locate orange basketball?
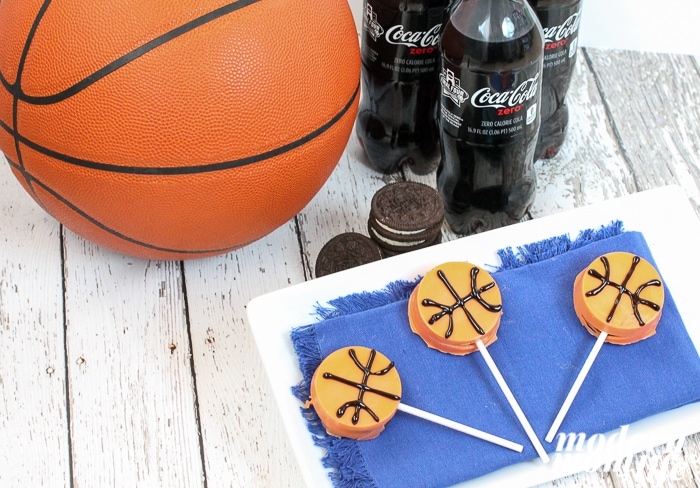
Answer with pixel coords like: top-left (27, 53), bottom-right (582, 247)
top-left (0, 0), bottom-right (360, 260)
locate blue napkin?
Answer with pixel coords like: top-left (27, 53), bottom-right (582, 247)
top-left (291, 229), bottom-right (700, 488)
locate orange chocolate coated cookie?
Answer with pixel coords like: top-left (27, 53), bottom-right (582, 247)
top-left (308, 346), bottom-right (402, 440)
top-left (409, 262), bottom-right (502, 355)
top-left (573, 252), bottom-right (664, 345)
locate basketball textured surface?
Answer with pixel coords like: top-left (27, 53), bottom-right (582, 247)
top-left (0, 0), bottom-right (360, 260)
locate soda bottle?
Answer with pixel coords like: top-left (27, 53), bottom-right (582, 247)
top-left (356, 0), bottom-right (450, 174)
top-left (437, 0), bottom-right (544, 235)
top-left (529, 0), bottom-right (582, 159)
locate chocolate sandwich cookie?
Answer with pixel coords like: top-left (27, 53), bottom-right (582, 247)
top-left (315, 232), bottom-right (383, 277)
top-left (368, 213), bottom-right (442, 243)
top-left (368, 181), bottom-right (444, 255)
top-left (368, 218), bottom-right (443, 254)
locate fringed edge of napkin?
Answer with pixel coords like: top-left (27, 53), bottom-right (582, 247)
top-left (290, 323), bottom-right (380, 487)
top-left (313, 278), bottom-right (422, 320)
top-left (496, 220), bottom-right (624, 270)
top-left (290, 220), bottom-right (623, 488)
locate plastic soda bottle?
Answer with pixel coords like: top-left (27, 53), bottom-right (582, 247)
top-left (437, 0), bottom-right (544, 234)
top-left (529, 0), bottom-right (582, 159)
top-left (356, 0), bottom-right (450, 174)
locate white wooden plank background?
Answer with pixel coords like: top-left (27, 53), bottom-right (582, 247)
top-left (0, 152), bottom-right (68, 487)
top-left (62, 241), bottom-right (204, 487)
top-left (184, 227), bottom-right (308, 487)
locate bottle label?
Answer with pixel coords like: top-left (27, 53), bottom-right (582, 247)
top-left (540, 7), bottom-right (582, 69)
top-left (361, 1), bottom-right (446, 81)
top-left (439, 62), bottom-right (541, 144)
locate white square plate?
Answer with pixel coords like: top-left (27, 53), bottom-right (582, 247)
top-left (247, 185), bottom-right (700, 487)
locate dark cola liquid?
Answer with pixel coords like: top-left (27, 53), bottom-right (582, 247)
top-left (356, 0), bottom-right (449, 174)
top-left (529, 0), bottom-right (582, 159)
top-left (437, 0), bottom-right (543, 235)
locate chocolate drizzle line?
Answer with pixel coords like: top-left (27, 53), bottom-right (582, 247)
top-left (585, 255), bottom-right (661, 325)
top-left (322, 348), bottom-right (401, 425)
top-left (421, 267), bottom-right (502, 339)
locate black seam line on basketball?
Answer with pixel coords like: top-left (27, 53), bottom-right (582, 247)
top-left (0, 81), bottom-right (360, 175)
top-left (0, 0), bottom-right (262, 105)
top-left (4, 157), bottom-right (241, 256)
top-left (4, 156), bottom-right (52, 215)
top-left (10, 0), bottom-right (52, 202)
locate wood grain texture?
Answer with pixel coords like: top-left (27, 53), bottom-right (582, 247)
top-left (583, 49), bottom-right (700, 213)
top-left (685, 433), bottom-right (700, 484)
top-left (62, 237), bottom-right (203, 487)
top-left (530, 49), bottom-right (636, 216)
top-left (183, 224), bottom-right (307, 488)
top-left (0, 160), bottom-right (69, 487)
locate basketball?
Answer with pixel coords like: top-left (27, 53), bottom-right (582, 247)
top-left (0, 0), bottom-right (360, 260)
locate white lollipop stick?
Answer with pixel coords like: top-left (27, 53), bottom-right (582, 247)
top-left (476, 339), bottom-right (550, 463)
top-left (397, 403), bottom-right (523, 452)
top-left (545, 331), bottom-right (608, 443)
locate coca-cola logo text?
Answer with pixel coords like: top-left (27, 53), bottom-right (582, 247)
top-left (542, 13), bottom-right (581, 44)
top-left (385, 24), bottom-right (441, 48)
top-left (471, 74), bottom-right (540, 109)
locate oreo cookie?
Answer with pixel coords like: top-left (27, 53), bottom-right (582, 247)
top-left (315, 232), bottom-right (384, 277)
top-left (378, 231), bottom-right (443, 257)
top-left (368, 215), bottom-right (442, 252)
top-left (368, 181), bottom-right (444, 255)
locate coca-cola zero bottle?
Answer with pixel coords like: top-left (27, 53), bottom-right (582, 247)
top-left (437, 0), bottom-right (543, 234)
top-left (356, 0), bottom-right (449, 174)
top-left (529, 0), bottom-right (582, 159)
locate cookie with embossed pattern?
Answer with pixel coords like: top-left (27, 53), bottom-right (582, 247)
top-left (371, 181), bottom-right (443, 233)
top-left (315, 232), bottom-right (383, 277)
top-left (368, 181), bottom-right (443, 254)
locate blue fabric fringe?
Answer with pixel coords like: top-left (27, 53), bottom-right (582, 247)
top-left (496, 220), bottom-right (624, 271)
top-left (313, 278), bottom-right (421, 320)
top-left (291, 323), bottom-right (377, 487)
top-left (290, 220), bottom-right (623, 488)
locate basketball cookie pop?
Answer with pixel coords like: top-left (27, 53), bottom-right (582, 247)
top-left (408, 262), bottom-right (549, 462)
top-left (307, 346), bottom-right (522, 451)
top-left (545, 252), bottom-right (664, 442)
